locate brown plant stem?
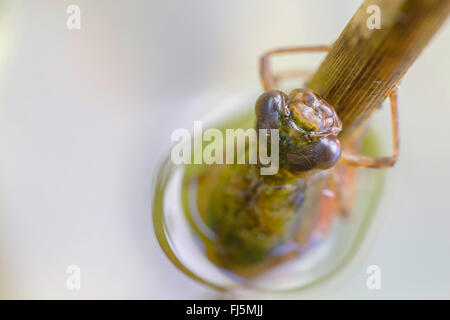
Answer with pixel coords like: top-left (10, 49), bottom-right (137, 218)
top-left (307, 0), bottom-right (450, 142)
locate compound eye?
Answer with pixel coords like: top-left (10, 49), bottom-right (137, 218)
top-left (285, 135), bottom-right (341, 172)
top-left (255, 90), bottom-right (288, 130)
top-left (314, 135), bottom-right (341, 169)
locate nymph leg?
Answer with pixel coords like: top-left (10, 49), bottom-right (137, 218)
top-left (340, 88), bottom-right (400, 169)
top-left (260, 45), bottom-right (330, 91)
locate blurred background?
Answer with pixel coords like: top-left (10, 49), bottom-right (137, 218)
top-left (0, 0), bottom-right (449, 299)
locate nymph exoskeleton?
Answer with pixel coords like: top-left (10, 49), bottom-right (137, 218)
top-left (194, 45), bottom-right (400, 277)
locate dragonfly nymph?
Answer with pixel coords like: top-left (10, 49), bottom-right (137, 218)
top-left (191, 45), bottom-right (400, 278)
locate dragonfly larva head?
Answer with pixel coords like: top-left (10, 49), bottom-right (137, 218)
top-left (255, 88), bottom-right (342, 173)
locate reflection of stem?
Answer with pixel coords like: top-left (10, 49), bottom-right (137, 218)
top-left (308, 0), bottom-right (450, 142)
